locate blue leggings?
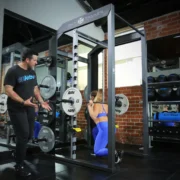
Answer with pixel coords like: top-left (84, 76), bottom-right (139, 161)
top-left (92, 122), bottom-right (116, 156)
top-left (93, 122), bottom-right (108, 156)
top-left (92, 126), bottom-right (98, 141)
top-left (34, 121), bottom-right (41, 139)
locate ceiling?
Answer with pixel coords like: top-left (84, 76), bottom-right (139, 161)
top-left (3, 9), bottom-right (56, 49)
top-left (83, 0), bottom-right (180, 32)
top-left (2, 0), bottom-right (180, 62)
top-left (2, 9), bottom-right (92, 52)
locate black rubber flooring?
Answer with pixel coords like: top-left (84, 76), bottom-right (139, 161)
top-left (0, 140), bottom-right (180, 180)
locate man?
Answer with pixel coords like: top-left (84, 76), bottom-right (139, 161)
top-left (4, 49), bottom-right (51, 177)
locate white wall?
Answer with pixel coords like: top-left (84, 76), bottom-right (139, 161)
top-left (115, 41), bottom-right (142, 87)
top-left (78, 41), bottom-right (142, 89)
top-left (1, 0), bottom-right (104, 41)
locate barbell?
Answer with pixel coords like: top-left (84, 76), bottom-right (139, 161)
top-left (84, 85), bottom-right (129, 115)
top-left (39, 75), bottom-right (83, 116)
top-left (8, 125), bottom-right (81, 153)
top-left (38, 87), bottom-right (83, 125)
top-left (35, 126), bottom-right (55, 153)
top-left (115, 94), bottom-right (129, 115)
top-left (39, 75), bottom-right (57, 100)
top-left (36, 125), bottom-right (81, 152)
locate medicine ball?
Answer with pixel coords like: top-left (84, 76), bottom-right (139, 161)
top-left (167, 74), bottom-right (179, 81)
top-left (156, 75), bottom-right (167, 82)
top-left (157, 88), bottom-right (172, 101)
top-left (148, 76), bottom-right (155, 83)
top-left (148, 88), bottom-right (157, 101)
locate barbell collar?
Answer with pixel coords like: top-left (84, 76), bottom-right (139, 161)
top-left (39, 84), bottom-right (50, 88)
top-left (115, 101), bottom-right (122, 107)
top-left (33, 138), bottom-right (47, 143)
top-left (51, 99), bottom-right (74, 104)
top-left (61, 99), bottom-right (74, 104)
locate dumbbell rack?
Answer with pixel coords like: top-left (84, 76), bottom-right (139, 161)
top-left (148, 79), bottom-right (180, 146)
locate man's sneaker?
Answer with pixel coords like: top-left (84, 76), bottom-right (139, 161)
top-left (14, 165), bottom-right (31, 177)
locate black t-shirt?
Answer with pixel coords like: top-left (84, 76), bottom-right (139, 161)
top-left (4, 65), bottom-right (38, 110)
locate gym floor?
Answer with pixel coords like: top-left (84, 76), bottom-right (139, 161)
top-left (0, 142), bottom-right (180, 180)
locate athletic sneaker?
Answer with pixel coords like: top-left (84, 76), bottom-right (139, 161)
top-left (115, 152), bottom-right (120, 164)
top-left (14, 165), bottom-right (31, 177)
top-left (115, 150), bottom-right (124, 164)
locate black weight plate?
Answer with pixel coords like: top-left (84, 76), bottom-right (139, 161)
top-left (38, 102), bottom-right (55, 126)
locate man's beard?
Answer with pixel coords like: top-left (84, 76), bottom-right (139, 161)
top-left (27, 64), bottom-right (32, 70)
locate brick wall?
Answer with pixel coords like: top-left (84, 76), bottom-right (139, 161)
top-left (115, 87), bottom-right (143, 145)
top-left (144, 11), bottom-right (180, 40)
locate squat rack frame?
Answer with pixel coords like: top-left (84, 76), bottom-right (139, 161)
top-left (48, 3), bottom-right (148, 173)
top-left (55, 4), bottom-right (117, 172)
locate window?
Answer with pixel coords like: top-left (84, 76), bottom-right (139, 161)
top-left (115, 41), bottom-right (142, 87)
top-left (77, 52), bottom-right (103, 90)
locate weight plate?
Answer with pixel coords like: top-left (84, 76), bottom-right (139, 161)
top-left (115, 94), bottom-right (129, 115)
top-left (84, 86), bottom-right (88, 102)
top-left (40, 75), bottom-right (56, 100)
top-left (62, 87), bottom-right (82, 116)
top-left (38, 102), bottom-right (55, 126)
top-left (38, 126), bottom-right (55, 153)
top-left (0, 93), bottom-right (8, 114)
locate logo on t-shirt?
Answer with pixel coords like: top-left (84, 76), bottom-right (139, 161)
top-left (18, 75), bottom-right (35, 83)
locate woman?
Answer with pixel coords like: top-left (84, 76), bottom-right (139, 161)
top-left (87, 90), bottom-right (123, 164)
